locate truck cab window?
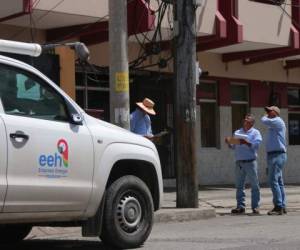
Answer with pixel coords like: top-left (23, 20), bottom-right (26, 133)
top-left (0, 64), bottom-right (69, 122)
top-left (16, 75), bottom-right (41, 100)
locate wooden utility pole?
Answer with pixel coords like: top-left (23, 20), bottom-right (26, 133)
top-left (174, 0), bottom-right (198, 208)
top-left (109, 0), bottom-right (130, 129)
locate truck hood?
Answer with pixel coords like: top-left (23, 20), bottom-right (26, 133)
top-left (83, 113), bottom-right (157, 151)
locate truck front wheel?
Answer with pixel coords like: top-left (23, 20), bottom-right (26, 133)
top-left (100, 175), bottom-right (154, 249)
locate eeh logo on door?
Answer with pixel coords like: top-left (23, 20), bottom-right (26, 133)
top-left (57, 139), bottom-right (69, 168)
top-left (38, 139), bottom-right (70, 178)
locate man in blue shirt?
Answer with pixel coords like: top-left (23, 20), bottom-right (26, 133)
top-left (225, 114), bottom-right (262, 214)
top-left (261, 106), bottom-right (287, 215)
top-left (130, 98), bottom-right (156, 139)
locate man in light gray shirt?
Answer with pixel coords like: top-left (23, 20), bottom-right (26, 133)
top-left (261, 106), bottom-right (287, 215)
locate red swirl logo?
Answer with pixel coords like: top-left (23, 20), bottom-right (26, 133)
top-left (57, 139), bottom-right (68, 168)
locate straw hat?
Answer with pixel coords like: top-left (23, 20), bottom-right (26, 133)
top-left (136, 98), bottom-right (156, 115)
top-left (265, 106), bottom-right (280, 115)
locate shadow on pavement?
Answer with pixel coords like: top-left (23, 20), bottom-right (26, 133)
top-left (0, 239), bottom-right (118, 250)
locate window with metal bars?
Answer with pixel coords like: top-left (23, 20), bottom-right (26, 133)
top-left (288, 87), bottom-right (300, 145)
top-left (198, 81), bottom-right (219, 148)
top-left (230, 83), bottom-right (249, 133)
top-left (75, 65), bottom-right (110, 121)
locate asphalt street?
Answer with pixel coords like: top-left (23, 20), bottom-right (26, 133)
top-left (145, 212), bottom-right (300, 250)
top-left (1, 212), bottom-right (300, 250)
top-left (2, 185), bottom-right (300, 250)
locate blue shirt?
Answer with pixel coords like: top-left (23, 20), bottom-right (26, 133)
top-left (261, 116), bottom-right (286, 153)
top-left (130, 108), bottom-right (153, 136)
top-left (232, 127), bottom-right (262, 161)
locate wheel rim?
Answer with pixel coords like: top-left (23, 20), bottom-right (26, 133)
top-left (116, 193), bottom-right (143, 233)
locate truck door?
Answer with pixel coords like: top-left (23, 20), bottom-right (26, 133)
top-left (0, 63), bottom-right (94, 213)
top-left (0, 114), bottom-right (7, 212)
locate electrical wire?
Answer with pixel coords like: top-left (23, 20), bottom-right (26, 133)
top-left (11, 0), bottom-right (173, 76)
top-left (29, 11), bottom-right (36, 43)
top-left (132, 0), bottom-right (161, 53)
top-left (47, 14), bottom-right (109, 44)
top-left (249, 0), bottom-right (300, 33)
top-left (49, 0), bottom-right (139, 44)
top-left (134, 54), bottom-right (173, 70)
top-left (167, 3), bottom-right (173, 36)
top-left (9, 0), bottom-right (66, 40)
top-left (269, 0), bottom-right (300, 8)
top-left (276, 0), bottom-right (300, 30)
top-left (9, 0), bottom-right (169, 72)
top-left (130, 1), bottom-right (173, 70)
top-left (33, 0), bottom-right (41, 8)
top-left (34, 0), bottom-right (65, 23)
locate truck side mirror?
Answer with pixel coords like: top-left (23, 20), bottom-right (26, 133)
top-left (71, 113), bottom-right (83, 125)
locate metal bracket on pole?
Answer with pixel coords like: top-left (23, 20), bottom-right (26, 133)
top-left (195, 61), bottom-right (201, 85)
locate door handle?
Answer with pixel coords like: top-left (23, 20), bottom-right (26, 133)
top-left (10, 132), bottom-right (29, 141)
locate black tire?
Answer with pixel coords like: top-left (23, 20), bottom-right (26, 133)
top-left (0, 224), bottom-right (32, 243)
top-left (100, 175), bottom-right (154, 249)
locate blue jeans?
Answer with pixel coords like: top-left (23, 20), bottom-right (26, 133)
top-left (267, 152), bottom-right (287, 208)
top-left (235, 160), bottom-right (260, 209)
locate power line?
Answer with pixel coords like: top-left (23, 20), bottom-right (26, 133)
top-left (130, 1), bottom-right (172, 69)
top-left (9, 0), bottom-right (66, 40)
top-left (47, 15), bottom-right (109, 44)
top-left (259, 0), bottom-right (300, 32)
top-left (35, 0), bottom-right (65, 23)
top-left (270, 0), bottom-right (300, 7)
top-left (33, 0), bottom-right (41, 8)
top-left (29, 11), bottom-right (37, 42)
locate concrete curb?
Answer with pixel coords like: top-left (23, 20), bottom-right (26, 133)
top-left (28, 208), bottom-right (216, 239)
top-left (154, 208), bottom-right (216, 223)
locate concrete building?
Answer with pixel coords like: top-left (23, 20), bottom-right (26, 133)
top-left (1, 0), bottom-right (300, 185)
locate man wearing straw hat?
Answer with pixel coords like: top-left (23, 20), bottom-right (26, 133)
top-left (130, 98), bottom-right (156, 139)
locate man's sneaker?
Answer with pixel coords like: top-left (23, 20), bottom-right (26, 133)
top-left (267, 207), bottom-right (283, 215)
top-left (231, 207), bottom-right (245, 214)
top-left (283, 208), bottom-right (287, 214)
top-left (252, 208), bottom-right (260, 214)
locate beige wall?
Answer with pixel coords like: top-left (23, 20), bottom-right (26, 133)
top-left (198, 106), bottom-right (236, 185)
top-left (196, 0), bottom-right (217, 36)
top-left (88, 40), bottom-right (300, 85)
top-left (197, 107), bottom-right (300, 185)
top-left (88, 41), bottom-right (175, 73)
top-left (88, 42), bottom-right (110, 66)
top-left (35, 0), bottom-right (108, 18)
top-left (157, 0), bottom-right (217, 36)
top-left (88, 42), bottom-right (144, 66)
top-left (158, 0), bottom-right (292, 46)
top-left (149, 0), bottom-right (217, 41)
top-left (0, 23), bottom-right (45, 43)
top-left (199, 52), bottom-right (300, 84)
top-left (238, 0), bottom-right (292, 46)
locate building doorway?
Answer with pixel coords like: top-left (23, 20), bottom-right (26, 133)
top-left (130, 71), bottom-right (175, 178)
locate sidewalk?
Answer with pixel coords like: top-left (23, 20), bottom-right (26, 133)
top-left (155, 185), bottom-right (300, 222)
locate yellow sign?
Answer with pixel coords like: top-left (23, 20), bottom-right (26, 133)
top-left (115, 72), bottom-right (129, 92)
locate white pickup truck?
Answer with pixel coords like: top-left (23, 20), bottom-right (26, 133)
top-left (0, 41), bottom-right (163, 249)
